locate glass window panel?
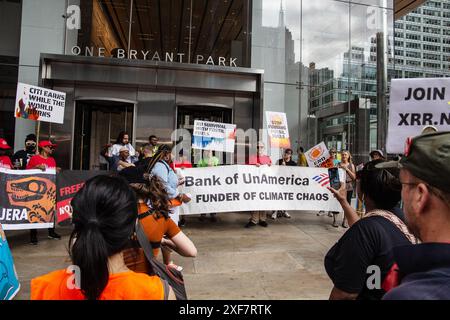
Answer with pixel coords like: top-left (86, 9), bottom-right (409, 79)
top-left (76, 0), bottom-right (250, 66)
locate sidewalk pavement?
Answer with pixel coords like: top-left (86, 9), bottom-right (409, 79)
top-left (7, 211), bottom-right (346, 300)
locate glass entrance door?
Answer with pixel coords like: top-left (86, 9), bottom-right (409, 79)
top-left (73, 100), bottom-right (134, 170)
top-left (176, 105), bottom-right (233, 163)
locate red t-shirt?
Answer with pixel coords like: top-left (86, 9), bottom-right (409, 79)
top-left (247, 155), bottom-right (272, 165)
top-left (26, 155), bottom-right (56, 170)
top-left (0, 156), bottom-right (12, 169)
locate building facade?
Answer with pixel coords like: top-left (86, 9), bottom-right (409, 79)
top-left (0, 0), bottom-right (435, 169)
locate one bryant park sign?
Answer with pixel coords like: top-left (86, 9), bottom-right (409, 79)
top-left (70, 46), bottom-right (239, 67)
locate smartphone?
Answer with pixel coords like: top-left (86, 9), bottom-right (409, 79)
top-left (328, 168), bottom-right (341, 190)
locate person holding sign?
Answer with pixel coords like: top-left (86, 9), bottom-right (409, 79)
top-left (245, 141), bottom-right (271, 228)
top-left (26, 140), bottom-right (61, 244)
top-left (271, 149), bottom-right (296, 219)
top-left (198, 150), bottom-right (220, 222)
top-left (0, 139), bottom-right (13, 169)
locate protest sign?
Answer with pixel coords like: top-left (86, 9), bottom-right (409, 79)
top-left (0, 168), bottom-right (56, 230)
top-left (15, 82), bottom-right (66, 124)
top-left (192, 120), bottom-right (236, 153)
top-left (0, 225), bottom-right (20, 300)
top-left (179, 165), bottom-right (344, 215)
top-left (56, 170), bottom-right (106, 225)
top-left (305, 142), bottom-right (333, 168)
top-left (266, 111), bottom-right (291, 148)
top-left (387, 78), bottom-right (450, 153)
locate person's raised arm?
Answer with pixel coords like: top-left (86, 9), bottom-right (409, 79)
top-left (328, 185), bottom-right (360, 226)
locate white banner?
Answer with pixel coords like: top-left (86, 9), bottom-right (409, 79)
top-left (387, 78), bottom-right (450, 153)
top-left (265, 111), bottom-right (291, 148)
top-left (179, 165), bottom-right (344, 215)
top-left (192, 120), bottom-right (236, 153)
top-left (15, 82), bottom-right (66, 124)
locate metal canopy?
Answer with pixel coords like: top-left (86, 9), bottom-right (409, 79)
top-left (40, 53), bottom-right (263, 93)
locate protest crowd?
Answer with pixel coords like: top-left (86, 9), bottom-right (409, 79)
top-left (0, 122), bottom-right (449, 301)
top-left (0, 89), bottom-right (450, 300)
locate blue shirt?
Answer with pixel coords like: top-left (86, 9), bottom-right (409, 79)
top-left (151, 161), bottom-right (179, 199)
top-left (383, 243), bottom-right (450, 300)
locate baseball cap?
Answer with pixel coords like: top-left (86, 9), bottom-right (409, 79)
top-left (376, 132), bottom-right (450, 193)
top-left (370, 149), bottom-right (384, 158)
top-left (38, 140), bottom-right (57, 148)
top-left (0, 138), bottom-right (11, 150)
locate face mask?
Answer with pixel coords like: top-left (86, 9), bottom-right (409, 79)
top-left (26, 145), bottom-right (36, 153)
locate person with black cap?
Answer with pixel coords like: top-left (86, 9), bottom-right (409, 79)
top-left (379, 132), bottom-right (450, 300)
top-left (26, 140), bottom-right (61, 244)
top-left (12, 134), bottom-right (37, 170)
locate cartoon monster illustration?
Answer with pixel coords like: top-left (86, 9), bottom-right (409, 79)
top-left (5, 177), bottom-right (56, 223)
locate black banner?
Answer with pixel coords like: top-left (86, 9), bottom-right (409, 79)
top-left (56, 170), bottom-right (106, 225)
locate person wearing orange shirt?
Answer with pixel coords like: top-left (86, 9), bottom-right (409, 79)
top-left (31, 175), bottom-right (175, 300)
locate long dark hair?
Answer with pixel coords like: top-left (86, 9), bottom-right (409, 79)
top-left (143, 175), bottom-right (171, 219)
top-left (359, 159), bottom-right (401, 210)
top-left (115, 131), bottom-right (129, 145)
top-left (69, 175), bottom-right (137, 300)
top-left (145, 144), bottom-right (172, 173)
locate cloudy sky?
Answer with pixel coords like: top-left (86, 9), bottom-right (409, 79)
top-left (258, 0), bottom-right (394, 71)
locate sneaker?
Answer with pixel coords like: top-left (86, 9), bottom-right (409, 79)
top-left (258, 221), bottom-right (268, 227)
top-left (167, 262), bottom-right (183, 272)
top-left (341, 222), bottom-right (349, 228)
top-left (270, 211), bottom-right (277, 220)
top-left (30, 239), bottom-right (38, 245)
top-left (317, 211), bottom-right (326, 216)
top-left (48, 231), bottom-right (61, 240)
top-left (282, 211), bottom-right (291, 219)
top-left (178, 218), bottom-right (186, 227)
top-left (244, 221), bottom-right (257, 228)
